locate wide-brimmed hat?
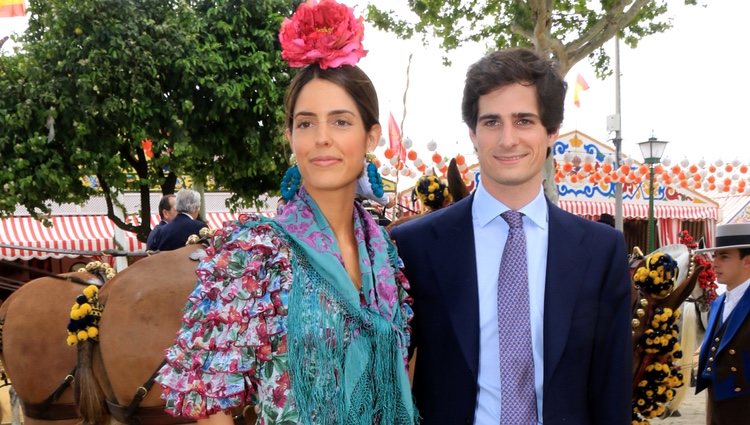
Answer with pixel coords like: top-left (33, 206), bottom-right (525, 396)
top-left (695, 222), bottom-right (750, 253)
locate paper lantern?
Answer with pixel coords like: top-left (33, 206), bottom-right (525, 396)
top-left (378, 136), bottom-right (387, 147)
top-left (403, 137), bottom-right (413, 149)
top-left (725, 164), bottom-right (734, 173)
top-left (741, 165), bottom-right (749, 174)
top-left (407, 150), bottom-right (417, 161)
top-left (680, 158), bottom-right (690, 168)
top-left (432, 153), bottom-right (442, 163)
top-left (456, 154), bottom-right (466, 165)
top-left (384, 148), bottom-right (394, 159)
top-left (426, 140), bottom-right (437, 151)
top-left (689, 164), bottom-right (698, 174)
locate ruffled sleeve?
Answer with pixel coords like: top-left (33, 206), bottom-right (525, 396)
top-left (156, 214), bottom-right (293, 418)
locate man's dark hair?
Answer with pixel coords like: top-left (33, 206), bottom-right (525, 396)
top-left (462, 48), bottom-right (567, 135)
top-left (739, 247), bottom-right (750, 258)
top-left (157, 194), bottom-right (175, 221)
top-left (597, 213), bottom-right (615, 228)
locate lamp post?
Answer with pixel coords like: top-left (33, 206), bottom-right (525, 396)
top-left (638, 136), bottom-right (669, 253)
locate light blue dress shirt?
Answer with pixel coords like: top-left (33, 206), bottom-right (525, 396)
top-left (472, 181), bottom-right (548, 424)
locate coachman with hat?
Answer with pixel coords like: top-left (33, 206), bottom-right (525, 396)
top-left (695, 222), bottom-right (750, 424)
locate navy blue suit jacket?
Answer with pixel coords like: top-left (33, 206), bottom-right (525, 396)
top-left (390, 194), bottom-right (632, 425)
top-left (696, 289), bottom-right (750, 402)
top-left (154, 214), bottom-right (206, 251)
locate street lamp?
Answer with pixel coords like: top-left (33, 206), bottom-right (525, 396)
top-left (638, 136), bottom-right (669, 253)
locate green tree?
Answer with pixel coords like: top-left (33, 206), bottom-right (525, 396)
top-left (367, 0), bottom-right (699, 201)
top-left (0, 0), bottom-right (298, 243)
top-left (180, 0), bottom-right (301, 209)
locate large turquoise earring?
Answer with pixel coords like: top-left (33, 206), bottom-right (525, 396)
top-left (280, 154), bottom-right (301, 201)
top-left (365, 153), bottom-right (385, 198)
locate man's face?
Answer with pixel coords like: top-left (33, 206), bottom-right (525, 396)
top-left (164, 196), bottom-right (177, 222)
top-left (712, 249), bottom-right (750, 289)
top-left (469, 83), bottom-right (557, 201)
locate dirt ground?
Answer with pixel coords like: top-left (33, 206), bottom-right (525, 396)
top-left (660, 387), bottom-right (706, 425)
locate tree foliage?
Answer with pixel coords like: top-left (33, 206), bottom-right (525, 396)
top-left (0, 0), bottom-right (299, 242)
top-left (367, 0), bottom-right (699, 77)
top-left (366, 0), bottom-right (699, 202)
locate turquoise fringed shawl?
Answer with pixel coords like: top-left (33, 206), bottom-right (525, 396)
top-left (272, 188), bottom-right (416, 424)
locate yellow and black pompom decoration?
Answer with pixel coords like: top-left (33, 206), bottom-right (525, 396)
top-left (631, 251), bottom-right (685, 425)
top-left (66, 284), bottom-right (103, 346)
top-left (632, 252), bottom-right (678, 299)
top-left (413, 174), bottom-right (452, 211)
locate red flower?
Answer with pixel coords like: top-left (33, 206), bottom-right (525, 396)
top-left (279, 0), bottom-right (366, 69)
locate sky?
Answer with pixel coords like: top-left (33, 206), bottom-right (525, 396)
top-left (3, 1), bottom-right (748, 182)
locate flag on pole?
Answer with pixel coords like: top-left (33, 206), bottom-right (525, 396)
top-left (388, 112), bottom-right (406, 163)
top-left (0, 0), bottom-right (25, 18)
top-left (572, 73), bottom-right (589, 108)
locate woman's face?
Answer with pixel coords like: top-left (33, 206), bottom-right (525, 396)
top-left (287, 78), bottom-right (380, 199)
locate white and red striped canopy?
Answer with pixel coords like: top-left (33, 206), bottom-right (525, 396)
top-left (558, 200), bottom-right (718, 220)
top-left (0, 212), bottom-right (274, 260)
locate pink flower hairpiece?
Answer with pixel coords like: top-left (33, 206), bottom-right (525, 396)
top-left (279, 0), bottom-right (367, 69)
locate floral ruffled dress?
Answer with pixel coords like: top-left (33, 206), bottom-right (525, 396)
top-left (156, 189), bottom-right (415, 423)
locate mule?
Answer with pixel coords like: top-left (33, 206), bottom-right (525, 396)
top-left (1, 245), bottom-right (256, 424)
top-left (0, 271), bottom-right (100, 425)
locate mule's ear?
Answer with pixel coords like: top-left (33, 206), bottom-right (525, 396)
top-left (447, 158), bottom-right (470, 202)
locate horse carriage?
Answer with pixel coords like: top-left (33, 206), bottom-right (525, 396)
top-left (0, 219), bottom-right (717, 424)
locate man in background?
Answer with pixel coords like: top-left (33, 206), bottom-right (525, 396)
top-left (154, 189), bottom-right (206, 251)
top-left (146, 194), bottom-right (176, 251)
top-left (696, 222), bottom-right (750, 424)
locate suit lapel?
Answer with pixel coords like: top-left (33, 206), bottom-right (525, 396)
top-left (427, 196), bottom-right (480, 377)
top-left (718, 289), bottom-right (750, 353)
top-left (544, 203), bottom-right (587, 379)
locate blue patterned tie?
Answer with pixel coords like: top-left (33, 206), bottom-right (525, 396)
top-left (498, 210), bottom-right (537, 425)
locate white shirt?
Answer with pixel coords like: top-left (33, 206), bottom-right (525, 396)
top-left (723, 278), bottom-right (750, 322)
top-left (472, 182), bottom-right (548, 424)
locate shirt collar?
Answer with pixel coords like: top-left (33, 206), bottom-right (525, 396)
top-left (473, 181), bottom-right (548, 230)
top-left (725, 277), bottom-right (750, 305)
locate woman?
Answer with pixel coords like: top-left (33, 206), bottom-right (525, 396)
top-left (155, 1), bottom-right (416, 424)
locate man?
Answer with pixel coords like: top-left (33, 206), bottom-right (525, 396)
top-left (146, 194), bottom-right (176, 251)
top-left (695, 222), bottom-right (750, 425)
top-left (154, 189), bottom-right (206, 251)
top-left (391, 49), bottom-right (631, 424)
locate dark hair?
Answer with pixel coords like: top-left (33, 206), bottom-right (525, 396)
top-left (462, 48), bottom-right (567, 134)
top-left (157, 194), bottom-right (175, 220)
top-left (740, 247), bottom-right (750, 258)
top-left (597, 213), bottom-right (615, 228)
top-left (284, 64), bottom-right (379, 132)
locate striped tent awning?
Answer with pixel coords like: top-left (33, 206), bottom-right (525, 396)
top-left (0, 212), bottom-right (274, 260)
top-left (558, 200), bottom-right (718, 220)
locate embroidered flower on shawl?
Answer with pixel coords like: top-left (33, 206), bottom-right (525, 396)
top-left (279, 0), bottom-right (367, 69)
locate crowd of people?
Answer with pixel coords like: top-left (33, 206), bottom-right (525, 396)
top-left (139, 1), bottom-right (750, 424)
